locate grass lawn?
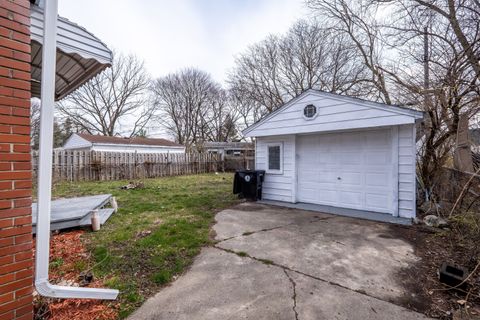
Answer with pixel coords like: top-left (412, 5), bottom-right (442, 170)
top-left (51, 173), bottom-right (238, 318)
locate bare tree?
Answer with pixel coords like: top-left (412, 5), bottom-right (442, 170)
top-left (228, 20), bottom-right (369, 127)
top-left (31, 99), bottom-right (74, 149)
top-left (30, 99), bottom-right (41, 149)
top-left (152, 68), bottom-right (231, 148)
top-left (229, 87), bottom-right (265, 133)
top-left (361, 0), bottom-right (480, 198)
top-left (306, 0), bottom-right (392, 104)
top-left (400, 0), bottom-right (480, 81)
top-left (305, 0), bottom-right (480, 198)
top-left (57, 52), bottom-right (154, 137)
top-left (202, 89), bottom-right (241, 142)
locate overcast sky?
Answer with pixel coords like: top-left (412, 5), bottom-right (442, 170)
top-left (58, 0), bottom-right (307, 84)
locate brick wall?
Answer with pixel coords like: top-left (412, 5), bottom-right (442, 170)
top-left (0, 0), bottom-right (33, 319)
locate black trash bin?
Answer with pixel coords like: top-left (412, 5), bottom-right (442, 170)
top-left (233, 170), bottom-right (265, 201)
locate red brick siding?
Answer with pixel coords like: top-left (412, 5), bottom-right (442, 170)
top-left (0, 1), bottom-right (33, 319)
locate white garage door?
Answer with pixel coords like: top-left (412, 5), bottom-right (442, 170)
top-left (297, 129), bottom-right (395, 214)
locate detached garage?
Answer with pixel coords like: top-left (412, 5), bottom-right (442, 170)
top-left (243, 90), bottom-right (423, 219)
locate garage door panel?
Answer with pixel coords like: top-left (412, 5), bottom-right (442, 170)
top-left (339, 172), bottom-right (362, 185)
top-left (339, 184), bottom-right (366, 193)
top-left (298, 168), bottom-right (337, 182)
top-left (366, 151), bottom-right (391, 164)
top-left (297, 129), bottom-right (394, 214)
top-left (318, 153), bottom-right (336, 163)
top-left (299, 182), bottom-right (337, 192)
top-left (317, 171), bottom-right (337, 183)
top-left (337, 152), bottom-right (362, 165)
top-left (366, 193), bottom-right (390, 209)
top-left (300, 189), bottom-right (337, 204)
top-left (318, 190), bottom-right (337, 204)
top-left (365, 187), bottom-right (392, 197)
top-left (339, 191), bottom-right (363, 207)
top-left (316, 164), bottom-right (338, 172)
top-left (365, 163), bottom-right (392, 170)
top-left (365, 172), bottom-right (389, 187)
top-left (340, 141), bottom-right (364, 151)
top-left (339, 165), bottom-right (364, 173)
top-left (298, 169), bottom-right (317, 177)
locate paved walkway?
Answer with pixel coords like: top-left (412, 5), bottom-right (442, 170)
top-left (129, 202), bottom-right (429, 320)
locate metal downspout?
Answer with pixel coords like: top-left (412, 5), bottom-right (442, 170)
top-left (34, 0), bottom-right (118, 300)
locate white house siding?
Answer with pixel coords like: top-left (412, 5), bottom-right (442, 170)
top-left (256, 135), bottom-right (296, 202)
top-left (397, 124), bottom-right (417, 218)
top-left (63, 135), bottom-right (185, 154)
top-left (247, 92), bottom-right (415, 137)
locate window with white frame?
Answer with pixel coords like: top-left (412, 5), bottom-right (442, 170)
top-left (267, 143), bottom-right (283, 174)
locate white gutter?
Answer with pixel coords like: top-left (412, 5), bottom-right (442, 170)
top-left (34, 0), bottom-right (118, 300)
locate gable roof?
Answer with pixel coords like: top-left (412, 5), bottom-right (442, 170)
top-left (76, 133), bottom-right (183, 147)
top-left (243, 89), bottom-right (424, 137)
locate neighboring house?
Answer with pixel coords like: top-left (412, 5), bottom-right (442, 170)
top-left (204, 142), bottom-right (254, 157)
top-left (243, 89), bottom-right (424, 219)
top-left (63, 133), bottom-right (185, 154)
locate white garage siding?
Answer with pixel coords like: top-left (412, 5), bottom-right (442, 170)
top-left (397, 124), bottom-right (416, 218)
top-left (256, 135), bottom-right (296, 202)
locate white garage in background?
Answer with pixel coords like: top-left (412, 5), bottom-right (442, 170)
top-left (243, 90), bottom-right (423, 219)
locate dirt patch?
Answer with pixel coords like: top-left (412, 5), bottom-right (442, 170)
top-left (388, 224), bottom-right (480, 319)
top-left (33, 230), bottom-right (119, 320)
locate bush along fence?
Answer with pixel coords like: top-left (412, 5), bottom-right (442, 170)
top-left (32, 150), bottom-right (224, 182)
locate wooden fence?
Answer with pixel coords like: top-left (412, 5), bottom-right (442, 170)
top-left (223, 155), bottom-right (255, 171)
top-left (32, 150), bottom-right (222, 182)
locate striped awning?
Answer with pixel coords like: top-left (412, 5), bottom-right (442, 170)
top-left (30, 5), bottom-right (112, 101)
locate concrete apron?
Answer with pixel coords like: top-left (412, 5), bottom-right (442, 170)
top-left (129, 202), bottom-right (430, 320)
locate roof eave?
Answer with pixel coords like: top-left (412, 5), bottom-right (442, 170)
top-left (30, 6), bottom-right (112, 63)
top-left (91, 142), bottom-right (185, 149)
top-left (30, 5), bottom-right (113, 101)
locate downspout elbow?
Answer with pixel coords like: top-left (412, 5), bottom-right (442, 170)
top-left (35, 278), bottom-right (55, 297)
top-left (35, 278), bottom-right (119, 300)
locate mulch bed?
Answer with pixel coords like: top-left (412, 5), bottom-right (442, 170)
top-left (389, 223), bottom-right (480, 319)
top-left (33, 230), bottom-right (119, 320)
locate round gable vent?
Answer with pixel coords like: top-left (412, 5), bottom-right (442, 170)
top-left (303, 104), bottom-right (317, 119)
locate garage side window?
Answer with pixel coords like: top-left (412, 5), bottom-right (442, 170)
top-left (267, 143), bottom-right (283, 174)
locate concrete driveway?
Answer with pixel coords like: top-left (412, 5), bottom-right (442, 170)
top-left (129, 202), bottom-right (429, 320)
